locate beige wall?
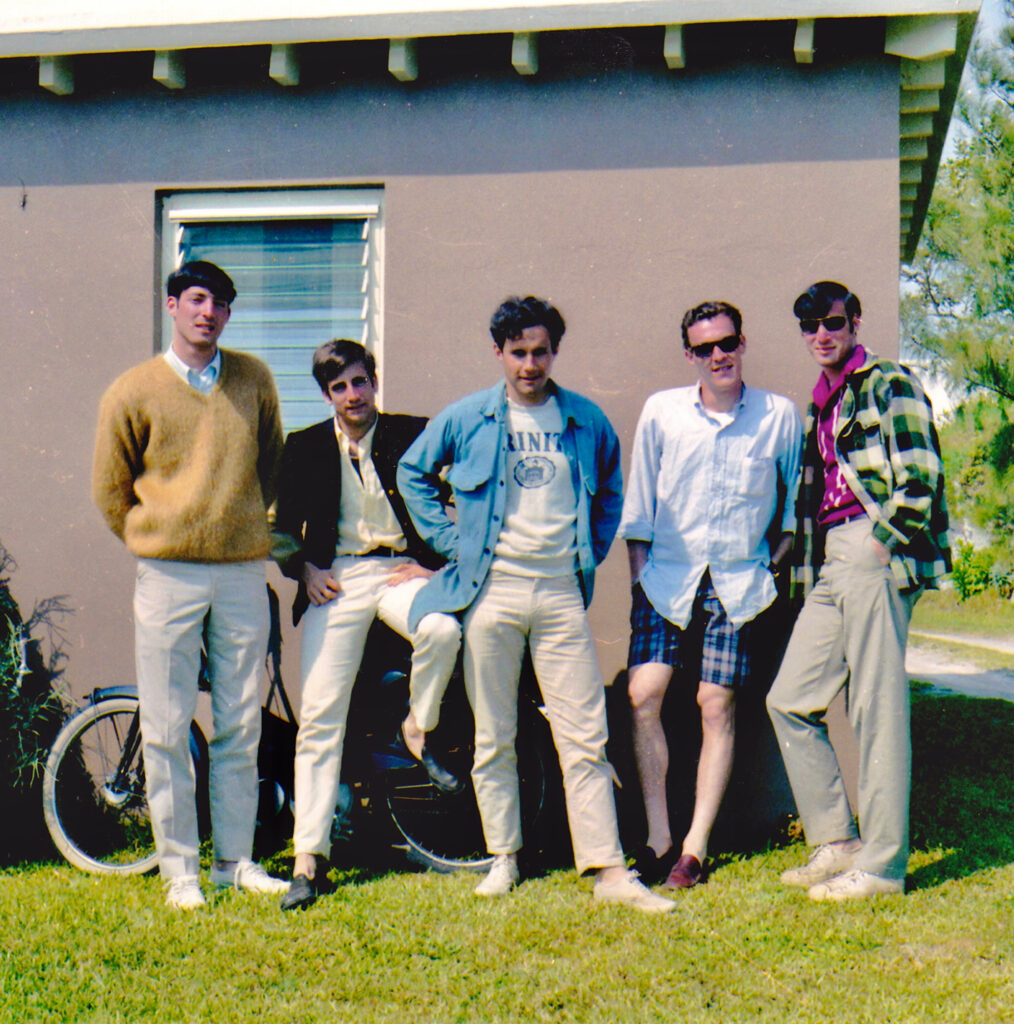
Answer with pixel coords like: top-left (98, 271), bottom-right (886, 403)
top-left (0, 56), bottom-right (899, 695)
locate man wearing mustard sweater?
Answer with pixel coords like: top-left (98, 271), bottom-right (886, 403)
top-left (93, 261), bottom-right (288, 909)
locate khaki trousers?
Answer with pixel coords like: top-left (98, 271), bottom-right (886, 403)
top-left (463, 571), bottom-right (624, 875)
top-left (766, 519), bottom-right (918, 881)
top-left (293, 556), bottom-right (461, 856)
top-left (134, 558), bottom-right (269, 878)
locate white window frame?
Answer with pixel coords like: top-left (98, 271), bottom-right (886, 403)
top-left (159, 187), bottom-right (385, 415)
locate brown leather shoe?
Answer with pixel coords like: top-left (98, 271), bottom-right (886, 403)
top-left (663, 854), bottom-right (705, 889)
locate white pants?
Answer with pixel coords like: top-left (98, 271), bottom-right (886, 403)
top-left (293, 556), bottom-right (461, 856)
top-left (463, 571), bottom-right (624, 875)
top-left (134, 558), bottom-right (269, 879)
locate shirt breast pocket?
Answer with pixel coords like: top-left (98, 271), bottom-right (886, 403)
top-left (740, 456), bottom-right (775, 499)
top-left (448, 449), bottom-right (497, 494)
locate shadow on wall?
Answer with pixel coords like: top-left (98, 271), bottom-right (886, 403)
top-left (0, 60), bottom-right (894, 187)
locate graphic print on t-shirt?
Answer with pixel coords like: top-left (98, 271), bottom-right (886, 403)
top-left (507, 429), bottom-right (562, 487)
top-left (494, 399), bottom-right (577, 577)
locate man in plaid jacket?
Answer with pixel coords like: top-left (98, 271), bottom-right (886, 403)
top-left (766, 280), bottom-right (950, 902)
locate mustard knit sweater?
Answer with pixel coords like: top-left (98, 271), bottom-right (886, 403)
top-left (92, 350), bottom-right (284, 563)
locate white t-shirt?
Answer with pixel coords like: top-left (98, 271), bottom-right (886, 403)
top-left (491, 396), bottom-right (578, 577)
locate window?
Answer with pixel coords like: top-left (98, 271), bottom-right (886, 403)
top-left (160, 188), bottom-right (383, 432)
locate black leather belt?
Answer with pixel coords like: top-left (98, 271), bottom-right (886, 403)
top-left (362, 546), bottom-right (403, 558)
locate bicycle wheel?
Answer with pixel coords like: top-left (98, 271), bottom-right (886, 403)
top-left (384, 700), bottom-right (552, 874)
top-left (42, 697), bottom-right (159, 876)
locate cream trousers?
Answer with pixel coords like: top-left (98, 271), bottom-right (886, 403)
top-left (293, 556), bottom-right (461, 856)
top-left (463, 571), bottom-right (624, 875)
top-left (767, 518), bottom-right (919, 881)
top-left (134, 558), bottom-right (269, 879)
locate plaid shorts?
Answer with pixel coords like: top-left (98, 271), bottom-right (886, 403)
top-left (627, 575), bottom-right (752, 689)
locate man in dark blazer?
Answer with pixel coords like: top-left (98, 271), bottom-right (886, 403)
top-left (272, 338), bottom-right (461, 909)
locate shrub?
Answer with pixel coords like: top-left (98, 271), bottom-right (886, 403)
top-left (0, 543), bottom-right (70, 864)
top-left (950, 539), bottom-right (1014, 601)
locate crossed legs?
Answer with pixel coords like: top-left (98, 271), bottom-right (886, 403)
top-left (629, 664), bottom-right (736, 864)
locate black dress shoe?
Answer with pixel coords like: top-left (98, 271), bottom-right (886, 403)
top-left (395, 727), bottom-right (464, 793)
top-left (630, 845), bottom-right (676, 886)
top-left (280, 873), bottom-right (318, 911)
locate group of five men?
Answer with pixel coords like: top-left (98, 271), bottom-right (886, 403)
top-left (92, 261), bottom-right (950, 912)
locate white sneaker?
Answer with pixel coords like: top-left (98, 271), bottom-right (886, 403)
top-left (165, 874), bottom-right (206, 910)
top-left (808, 869), bottom-right (904, 902)
top-left (210, 859), bottom-right (289, 894)
top-left (475, 855), bottom-right (519, 897)
top-left (594, 870), bottom-right (675, 914)
top-left (780, 840), bottom-right (862, 887)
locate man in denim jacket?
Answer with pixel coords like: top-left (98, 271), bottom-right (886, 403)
top-left (767, 281), bottom-right (950, 902)
top-left (398, 296), bottom-right (672, 913)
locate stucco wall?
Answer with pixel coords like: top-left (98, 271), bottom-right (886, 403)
top-left (0, 55), bottom-right (899, 696)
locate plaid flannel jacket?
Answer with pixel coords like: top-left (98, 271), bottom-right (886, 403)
top-left (792, 353), bottom-right (951, 596)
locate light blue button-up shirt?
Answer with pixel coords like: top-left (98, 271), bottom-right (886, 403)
top-left (164, 347), bottom-right (221, 394)
top-left (618, 385), bottom-right (802, 629)
top-left (398, 381), bottom-right (623, 632)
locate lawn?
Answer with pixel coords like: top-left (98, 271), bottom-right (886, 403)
top-left (1, 686), bottom-right (1011, 1024)
top-left (911, 589), bottom-right (1014, 640)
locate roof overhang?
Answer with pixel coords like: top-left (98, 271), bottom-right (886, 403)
top-left (0, 1), bottom-right (981, 261)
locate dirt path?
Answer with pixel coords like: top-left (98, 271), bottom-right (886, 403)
top-left (906, 631), bottom-right (1014, 701)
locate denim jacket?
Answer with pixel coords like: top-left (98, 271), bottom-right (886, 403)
top-left (397, 381), bottom-right (623, 631)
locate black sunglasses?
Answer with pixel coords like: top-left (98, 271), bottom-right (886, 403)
top-left (688, 334), bottom-right (741, 359)
top-left (799, 315), bottom-right (848, 334)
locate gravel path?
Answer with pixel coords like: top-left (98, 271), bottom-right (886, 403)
top-left (907, 631), bottom-right (1014, 701)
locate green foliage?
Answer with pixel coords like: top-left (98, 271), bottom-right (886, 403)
top-left (903, 3), bottom-right (1014, 539)
top-left (949, 539), bottom-right (1012, 601)
top-left (938, 396), bottom-right (1014, 539)
top-left (0, 543), bottom-right (70, 865)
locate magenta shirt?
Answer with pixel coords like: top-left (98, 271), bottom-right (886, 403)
top-left (813, 345), bottom-right (867, 527)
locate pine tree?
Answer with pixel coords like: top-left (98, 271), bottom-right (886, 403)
top-left (903, 2), bottom-right (1014, 543)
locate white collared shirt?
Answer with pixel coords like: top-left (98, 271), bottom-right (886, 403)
top-left (618, 384), bottom-right (802, 628)
top-left (334, 417), bottom-right (407, 556)
top-left (164, 347), bottom-right (221, 394)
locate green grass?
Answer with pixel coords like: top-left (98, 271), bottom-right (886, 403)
top-left (911, 589), bottom-right (1014, 640)
top-left (2, 688), bottom-right (1012, 1024)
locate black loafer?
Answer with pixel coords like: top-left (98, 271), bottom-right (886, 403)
top-left (280, 873), bottom-right (318, 911)
top-left (630, 845), bottom-right (676, 886)
top-left (395, 727), bottom-right (463, 793)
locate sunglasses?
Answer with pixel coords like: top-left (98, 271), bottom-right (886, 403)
top-left (799, 315), bottom-right (848, 334)
top-left (688, 334), bottom-right (741, 359)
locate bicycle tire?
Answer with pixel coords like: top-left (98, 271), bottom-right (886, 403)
top-left (42, 697), bottom-right (159, 876)
top-left (384, 700), bottom-right (552, 874)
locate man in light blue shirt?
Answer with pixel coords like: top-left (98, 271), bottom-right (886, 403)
top-left (618, 300), bottom-right (802, 890)
top-left (399, 295), bottom-right (673, 913)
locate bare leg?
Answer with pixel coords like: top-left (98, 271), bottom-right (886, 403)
top-left (401, 709), bottom-right (425, 759)
top-left (293, 852), bottom-right (316, 879)
top-left (681, 680), bottom-right (736, 862)
top-left (628, 662), bottom-right (675, 857)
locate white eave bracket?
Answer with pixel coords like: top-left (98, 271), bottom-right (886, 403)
top-left (270, 43), bottom-right (300, 87)
top-left (512, 31), bottom-right (538, 76)
top-left (887, 15), bottom-right (959, 261)
top-left (153, 49), bottom-right (185, 89)
top-left (663, 25), bottom-right (684, 70)
top-left (794, 19), bottom-right (815, 64)
top-left (39, 54), bottom-right (73, 94)
top-left (389, 37), bottom-right (418, 82)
